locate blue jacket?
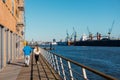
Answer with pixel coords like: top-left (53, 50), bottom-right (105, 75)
top-left (23, 46), bottom-right (32, 56)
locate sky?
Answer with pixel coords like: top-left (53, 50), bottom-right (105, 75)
top-left (25, 0), bottom-right (120, 42)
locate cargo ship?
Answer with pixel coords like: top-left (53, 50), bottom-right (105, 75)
top-left (74, 39), bottom-right (120, 47)
top-left (57, 33), bottom-right (120, 47)
top-left (58, 25), bottom-right (120, 47)
top-left (74, 32), bottom-right (120, 47)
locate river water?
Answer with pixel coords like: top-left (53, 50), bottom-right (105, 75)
top-left (51, 46), bottom-right (120, 79)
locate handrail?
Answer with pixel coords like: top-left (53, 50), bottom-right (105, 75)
top-left (40, 47), bottom-right (118, 80)
top-left (52, 53), bottom-right (116, 80)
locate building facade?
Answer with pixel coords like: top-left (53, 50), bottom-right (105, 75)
top-left (0, 0), bottom-right (25, 71)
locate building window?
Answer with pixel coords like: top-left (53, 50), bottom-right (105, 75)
top-left (12, 0), bottom-right (14, 15)
top-left (3, 0), bottom-right (6, 3)
top-left (17, 0), bottom-right (19, 4)
top-left (16, 10), bottom-right (19, 18)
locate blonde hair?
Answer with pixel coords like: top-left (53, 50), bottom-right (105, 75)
top-left (35, 45), bottom-right (39, 52)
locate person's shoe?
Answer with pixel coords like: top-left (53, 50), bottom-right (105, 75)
top-left (25, 64), bottom-right (27, 67)
top-left (25, 63), bottom-right (29, 67)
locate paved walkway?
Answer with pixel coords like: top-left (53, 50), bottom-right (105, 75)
top-left (0, 54), bottom-right (61, 80)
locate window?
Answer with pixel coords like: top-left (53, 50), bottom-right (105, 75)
top-left (16, 10), bottom-right (19, 18)
top-left (3, 0), bottom-right (6, 3)
top-left (17, 0), bottom-right (19, 4)
top-left (12, 0), bottom-right (14, 15)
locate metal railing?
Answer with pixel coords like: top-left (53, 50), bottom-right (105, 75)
top-left (40, 47), bottom-right (118, 80)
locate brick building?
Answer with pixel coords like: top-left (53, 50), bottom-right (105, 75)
top-left (0, 0), bottom-right (25, 71)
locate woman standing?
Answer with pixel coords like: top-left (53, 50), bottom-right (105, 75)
top-left (33, 45), bottom-right (41, 64)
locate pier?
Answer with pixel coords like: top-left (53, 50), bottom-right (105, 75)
top-left (0, 51), bottom-right (61, 80)
top-left (0, 47), bottom-right (118, 80)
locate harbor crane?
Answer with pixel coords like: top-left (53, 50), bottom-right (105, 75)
top-left (87, 26), bottom-right (90, 35)
top-left (73, 27), bottom-right (77, 42)
top-left (65, 29), bottom-right (70, 42)
top-left (87, 26), bottom-right (93, 40)
top-left (70, 27), bottom-right (77, 42)
top-left (108, 20), bottom-right (115, 39)
top-left (70, 33), bottom-right (74, 41)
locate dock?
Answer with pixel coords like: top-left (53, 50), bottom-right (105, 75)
top-left (0, 47), bottom-right (118, 80)
top-left (0, 53), bottom-right (61, 80)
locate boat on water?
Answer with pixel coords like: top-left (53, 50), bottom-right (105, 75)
top-left (57, 41), bottom-right (68, 46)
top-left (74, 39), bottom-right (120, 47)
top-left (57, 35), bottom-right (120, 47)
top-left (52, 42), bottom-right (57, 45)
top-left (57, 26), bottom-right (120, 47)
top-left (74, 33), bottom-right (120, 47)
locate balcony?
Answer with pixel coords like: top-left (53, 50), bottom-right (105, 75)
top-left (17, 22), bottom-right (24, 27)
top-left (16, 23), bottom-right (24, 35)
top-left (18, 3), bottom-right (24, 11)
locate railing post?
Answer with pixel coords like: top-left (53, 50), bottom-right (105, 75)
top-left (44, 51), bottom-right (48, 61)
top-left (47, 52), bottom-right (51, 64)
top-left (47, 51), bottom-right (50, 64)
top-left (55, 55), bottom-right (60, 75)
top-left (49, 52), bottom-right (52, 65)
top-left (82, 68), bottom-right (88, 80)
top-left (51, 54), bottom-right (56, 70)
top-left (60, 58), bottom-right (66, 80)
top-left (68, 61), bottom-right (74, 80)
top-left (43, 50), bottom-right (46, 59)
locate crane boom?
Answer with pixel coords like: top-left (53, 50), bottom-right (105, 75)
top-left (108, 20), bottom-right (115, 39)
top-left (87, 26), bottom-right (91, 35)
top-left (73, 27), bottom-right (77, 42)
top-left (65, 29), bottom-right (69, 42)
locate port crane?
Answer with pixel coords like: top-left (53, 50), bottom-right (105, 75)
top-left (108, 20), bottom-right (115, 39)
top-left (65, 29), bottom-right (70, 42)
top-left (87, 26), bottom-right (93, 40)
top-left (70, 27), bottom-right (77, 42)
top-left (73, 27), bottom-right (77, 42)
top-left (70, 33), bottom-right (73, 41)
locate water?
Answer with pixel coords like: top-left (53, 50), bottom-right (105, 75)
top-left (51, 46), bottom-right (120, 79)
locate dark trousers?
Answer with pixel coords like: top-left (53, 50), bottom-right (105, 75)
top-left (35, 54), bottom-right (39, 63)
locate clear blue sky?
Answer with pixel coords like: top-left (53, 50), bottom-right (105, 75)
top-left (25, 0), bottom-right (120, 42)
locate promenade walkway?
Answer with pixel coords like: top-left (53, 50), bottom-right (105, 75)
top-left (0, 53), bottom-right (61, 80)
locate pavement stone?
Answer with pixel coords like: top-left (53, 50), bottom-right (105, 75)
top-left (0, 59), bottom-right (24, 80)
